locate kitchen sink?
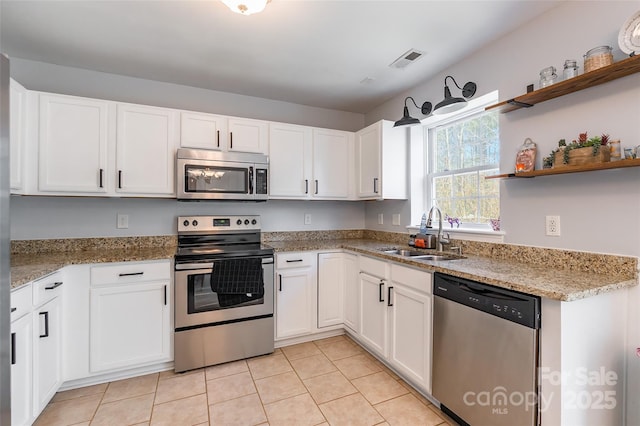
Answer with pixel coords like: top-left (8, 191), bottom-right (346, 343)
top-left (378, 248), bottom-right (463, 261)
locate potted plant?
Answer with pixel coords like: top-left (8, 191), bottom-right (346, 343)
top-left (552, 132), bottom-right (610, 168)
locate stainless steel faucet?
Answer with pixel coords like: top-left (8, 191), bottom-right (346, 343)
top-left (426, 206), bottom-right (450, 251)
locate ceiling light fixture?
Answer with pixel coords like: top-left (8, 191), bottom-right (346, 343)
top-left (393, 96), bottom-right (432, 128)
top-left (221, 0), bottom-right (270, 15)
top-left (433, 75), bottom-right (477, 115)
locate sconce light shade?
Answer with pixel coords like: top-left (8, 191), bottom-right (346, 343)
top-left (221, 0), bottom-right (269, 15)
top-left (433, 76), bottom-right (477, 115)
top-left (393, 97), bottom-right (433, 128)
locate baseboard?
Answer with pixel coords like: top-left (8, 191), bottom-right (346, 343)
top-left (59, 361), bottom-right (175, 391)
top-left (275, 328), bottom-right (345, 348)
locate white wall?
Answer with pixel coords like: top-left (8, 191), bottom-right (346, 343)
top-left (9, 196), bottom-right (365, 240)
top-left (9, 58), bottom-right (364, 132)
top-left (364, 1), bottom-right (640, 257)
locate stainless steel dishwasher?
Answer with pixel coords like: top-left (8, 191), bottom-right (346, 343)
top-left (432, 272), bottom-right (541, 426)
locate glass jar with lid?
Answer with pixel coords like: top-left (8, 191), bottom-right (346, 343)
top-left (563, 60), bottom-right (578, 80)
top-left (539, 66), bottom-right (557, 88)
top-left (584, 46), bottom-right (613, 72)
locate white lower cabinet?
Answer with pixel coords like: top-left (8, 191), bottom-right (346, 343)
top-left (275, 252), bottom-right (317, 339)
top-left (89, 261), bottom-right (172, 373)
top-left (358, 257), bottom-right (389, 358)
top-left (10, 284), bottom-right (33, 426)
top-left (353, 256), bottom-right (433, 393)
top-left (317, 252), bottom-right (344, 328)
top-left (31, 271), bottom-right (64, 419)
top-left (388, 264), bottom-right (432, 393)
top-left (342, 253), bottom-right (360, 333)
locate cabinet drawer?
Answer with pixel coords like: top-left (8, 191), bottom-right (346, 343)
top-left (10, 284), bottom-right (32, 322)
top-left (359, 255), bottom-right (388, 279)
top-left (91, 260), bottom-right (170, 286)
top-left (391, 264), bottom-right (432, 294)
top-left (276, 252), bottom-right (315, 269)
top-left (32, 271), bottom-right (64, 307)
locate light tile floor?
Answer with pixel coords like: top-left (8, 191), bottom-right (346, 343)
top-left (35, 335), bottom-right (455, 426)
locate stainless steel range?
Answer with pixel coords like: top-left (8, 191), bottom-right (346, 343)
top-left (174, 215), bottom-right (274, 372)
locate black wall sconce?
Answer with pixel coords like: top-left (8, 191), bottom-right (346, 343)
top-left (433, 75), bottom-right (477, 115)
top-left (393, 96), bottom-right (433, 128)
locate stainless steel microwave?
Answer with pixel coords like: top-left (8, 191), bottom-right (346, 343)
top-left (176, 149), bottom-right (269, 201)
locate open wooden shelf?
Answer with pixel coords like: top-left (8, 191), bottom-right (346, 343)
top-left (486, 158), bottom-right (640, 179)
top-left (486, 54), bottom-right (640, 113)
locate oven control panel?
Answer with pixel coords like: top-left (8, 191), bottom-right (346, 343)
top-left (178, 215), bottom-right (261, 233)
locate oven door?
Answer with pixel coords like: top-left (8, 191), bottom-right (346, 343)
top-left (175, 256), bottom-right (274, 329)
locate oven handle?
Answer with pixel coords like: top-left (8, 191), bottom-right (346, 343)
top-left (174, 263), bottom-right (214, 271)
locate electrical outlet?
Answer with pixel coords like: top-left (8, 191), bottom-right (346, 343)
top-left (392, 214), bottom-right (401, 226)
top-left (117, 214), bottom-right (129, 229)
top-left (546, 215), bottom-right (560, 236)
top-left (377, 213), bottom-right (384, 225)
top-left (304, 213), bottom-right (312, 225)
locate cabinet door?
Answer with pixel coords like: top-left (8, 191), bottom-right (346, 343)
top-left (33, 296), bottom-right (62, 415)
top-left (342, 253), bottom-right (360, 333)
top-left (38, 93), bottom-right (109, 193)
top-left (312, 129), bottom-right (352, 199)
top-left (90, 281), bottom-right (171, 372)
top-left (228, 117), bottom-right (268, 154)
top-left (275, 267), bottom-right (314, 339)
top-left (268, 123), bottom-right (312, 198)
top-left (11, 313), bottom-right (33, 426)
top-left (356, 122), bottom-right (381, 198)
top-left (359, 272), bottom-right (387, 357)
top-left (116, 104), bottom-right (177, 195)
top-left (317, 253), bottom-right (344, 328)
top-left (180, 111), bottom-right (228, 150)
top-left (10, 79), bottom-right (26, 191)
top-left (388, 284), bottom-right (431, 392)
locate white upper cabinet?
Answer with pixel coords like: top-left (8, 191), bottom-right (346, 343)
top-left (180, 111), bottom-right (228, 151)
top-left (116, 103), bottom-right (177, 196)
top-left (268, 123), bottom-right (313, 198)
top-left (228, 117), bottom-right (268, 154)
top-left (356, 120), bottom-right (407, 200)
top-left (269, 124), bottom-right (354, 200)
top-left (312, 128), bottom-right (353, 199)
top-left (38, 93), bottom-right (109, 194)
top-left (10, 79), bottom-right (27, 192)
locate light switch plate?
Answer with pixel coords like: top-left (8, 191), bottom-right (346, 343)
top-left (392, 214), bottom-right (401, 226)
top-left (304, 213), bottom-right (312, 225)
top-left (377, 213), bottom-right (384, 225)
top-left (117, 214), bottom-right (129, 229)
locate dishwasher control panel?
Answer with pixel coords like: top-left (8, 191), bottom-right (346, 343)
top-left (433, 273), bottom-right (540, 329)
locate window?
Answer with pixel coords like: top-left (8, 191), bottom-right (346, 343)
top-left (425, 95), bottom-right (500, 230)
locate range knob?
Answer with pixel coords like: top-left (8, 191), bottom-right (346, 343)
top-left (236, 219), bottom-right (242, 225)
top-left (244, 219), bottom-right (250, 225)
top-left (192, 220), bottom-right (198, 226)
top-left (251, 219), bottom-right (257, 225)
top-left (183, 220), bottom-right (189, 227)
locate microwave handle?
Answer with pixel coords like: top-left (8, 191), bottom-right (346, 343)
top-left (249, 166), bottom-right (254, 194)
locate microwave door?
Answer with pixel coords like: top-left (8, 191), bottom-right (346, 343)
top-left (185, 163), bottom-right (249, 196)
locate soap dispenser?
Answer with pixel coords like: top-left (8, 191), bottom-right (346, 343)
top-left (419, 213), bottom-right (427, 234)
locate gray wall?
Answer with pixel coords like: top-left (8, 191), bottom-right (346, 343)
top-left (10, 196), bottom-right (365, 239)
top-left (364, 1), bottom-right (640, 257)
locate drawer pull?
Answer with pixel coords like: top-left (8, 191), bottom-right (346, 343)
top-left (285, 259), bottom-right (303, 263)
top-left (387, 286), bottom-right (394, 307)
top-left (164, 285), bottom-right (167, 306)
top-left (45, 281), bottom-right (63, 290)
top-left (379, 281), bottom-right (385, 303)
top-left (39, 311), bottom-right (49, 338)
top-left (10, 307), bottom-right (16, 313)
top-left (119, 272), bottom-right (144, 277)
top-left (11, 333), bottom-right (16, 365)
top-left (278, 274), bottom-right (282, 291)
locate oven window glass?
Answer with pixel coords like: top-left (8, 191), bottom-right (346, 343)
top-left (185, 165), bottom-right (248, 194)
top-left (187, 271), bottom-right (264, 313)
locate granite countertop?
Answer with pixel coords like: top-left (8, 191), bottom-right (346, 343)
top-left (267, 239), bottom-right (637, 302)
top-left (10, 235), bottom-right (637, 302)
top-left (10, 246), bottom-right (176, 289)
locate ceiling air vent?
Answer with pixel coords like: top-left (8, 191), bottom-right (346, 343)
top-left (389, 49), bottom-right (426, 69)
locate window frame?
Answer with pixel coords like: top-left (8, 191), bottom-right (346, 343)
top-left (422, 91), bottom-right (500, 232)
